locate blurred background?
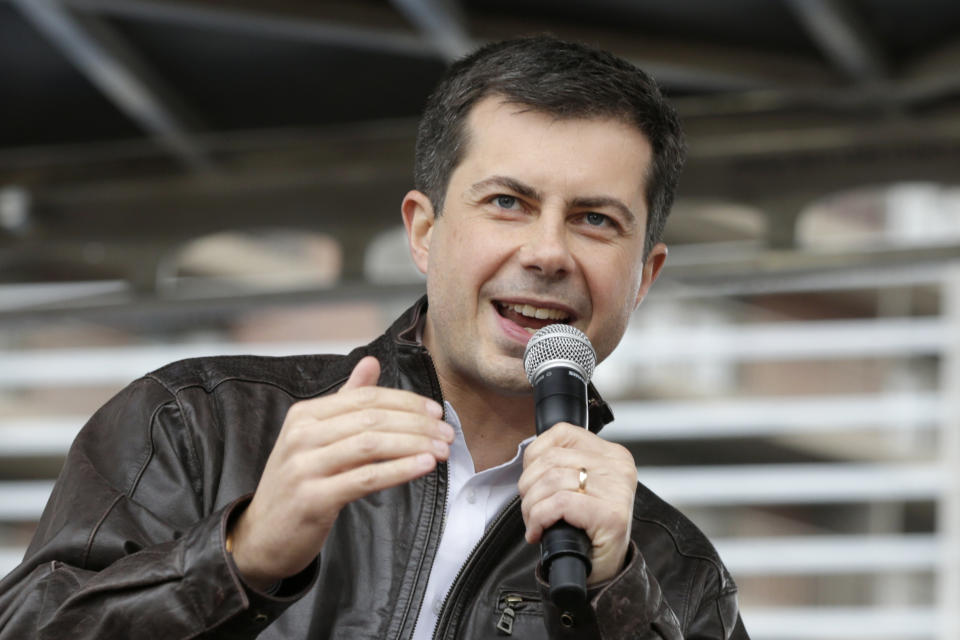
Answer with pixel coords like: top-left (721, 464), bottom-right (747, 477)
top-left (1, 1), bottom-right (959, 638)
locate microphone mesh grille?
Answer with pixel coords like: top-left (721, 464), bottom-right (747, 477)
top-left (523, 324), bottom-right (597, 383)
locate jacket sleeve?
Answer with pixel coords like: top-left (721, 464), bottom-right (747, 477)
top-left (537, 543), bottom-right (748, 639)
top-left (0, 377), bottom-right (314, 640)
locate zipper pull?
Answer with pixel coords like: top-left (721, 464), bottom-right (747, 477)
top-left (496, 595), bottom-right (524, 635)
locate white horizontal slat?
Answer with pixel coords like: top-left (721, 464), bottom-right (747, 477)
top-left (716, 534), bottom-right (939, 575)
top-left (660, 258), bottom-right (944, 298)
top-left (605, 392), bottom-right (940, 440)
top-left (0, 340), bottom-right (356, 388)
top-left (0, 465), bottom-right (943, 521)
top-left (0, 393), bottom-right (939, 456)
top-left (638, 463), bottom-right (942, 505)
top-left (0, 317), bottom-right (947, 389)
top-left (744, 606), bottom-right (936, 639)
top-left (0, 547), bottom-right (24, 578)
top-left (613, 317), bottom-right (944, 363)
top-left (0, 418), bottom-right (84, 456)
top-left (0, 481), bottom-right (55, 520)
top-left (0, 280), bottom-right (129, 311)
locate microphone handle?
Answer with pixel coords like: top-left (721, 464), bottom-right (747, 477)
top-left (533, 367), bottom-right (592, 610)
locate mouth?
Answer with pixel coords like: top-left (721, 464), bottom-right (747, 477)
top-left (494, 300), bottom-right (573, 334)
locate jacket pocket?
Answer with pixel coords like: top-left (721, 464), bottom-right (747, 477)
top-left (495, 591), bottom-right (543, 636)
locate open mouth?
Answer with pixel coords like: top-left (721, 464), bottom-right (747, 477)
top-left (494, 301), bottom-right (572, 334)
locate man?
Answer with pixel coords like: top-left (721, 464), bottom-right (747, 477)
top-left (0, 37), bottom-right (747, 639)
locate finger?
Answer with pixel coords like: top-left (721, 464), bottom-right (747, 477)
top-left (523, 490), bottom-right (595, 544)
top-left (324, 453), bottom-right (438, 506)
top-left (520, 466), bottom-right (630, 527)
top-left (519, 465), bottom-right (586, 519)
top-left (313, 431), bottom-right (451, 475)
top-left (523, 423), bottom-right (610, 464)
top-left (519, 447), bottom-right (633, 497)
top-left (339, 356), bottom-right (381, 392)
top-left (284, 408), bottom-right (454, 450)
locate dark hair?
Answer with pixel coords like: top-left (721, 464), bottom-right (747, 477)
top-left (414, 35), bottom-right (685, 256)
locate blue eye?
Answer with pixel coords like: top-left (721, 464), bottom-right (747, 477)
top-left (585, 212), bottom-right (609, 226)
top-left (494, 195), bottom-right (519, 209)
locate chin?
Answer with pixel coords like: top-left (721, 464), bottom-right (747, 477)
top-left (476, 359), bottom-right (533, 396)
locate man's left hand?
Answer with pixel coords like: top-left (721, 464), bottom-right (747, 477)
top-left (518, 423), bottom-right (637, 585)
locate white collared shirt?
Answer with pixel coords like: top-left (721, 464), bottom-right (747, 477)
top-left (411, 402), bottom-right (534, 640)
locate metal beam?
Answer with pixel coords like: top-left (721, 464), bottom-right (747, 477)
top-left (11, 0), bottom-right (215, 173)
top-left (53, 0), bottom-right (435, 58)
top-left (52, 0), bottom-right (837, 92)
top-left (605, 392), bottom-right (940, 441)
top-left (613, 316), bottom-right (945, 364)
top-left (467, 14), bottom-right (839, 92)
top-left (716, 534), bottom-right (940, 575)
top-left (784, 0), bottom-right (886, 81)
top-left (637, 463), bottom-right (941, 505)
top-left (0, 340), bottom-right (357, 388)
top-left (390, 0), bottom-right (474, 63)
top-left (937, 266), bottom-right (960, 640)
top-left (0, 316), bottom-right (946, 386)
top-left (744, 607), bottom-right (935, 639)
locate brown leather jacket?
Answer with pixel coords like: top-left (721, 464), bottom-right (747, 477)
top-left (0, 298), bottom-right (747, 639)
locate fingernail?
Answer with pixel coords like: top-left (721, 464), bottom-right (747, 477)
top-left (416, 453), bottom-right (435, 469)
top-left (426, 400), bottom-right (443, 418)
top-left (432, 440), bottom-right (449, 456)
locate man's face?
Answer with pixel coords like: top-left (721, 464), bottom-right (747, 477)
top-left (403, 96), bottom-right (667, 396)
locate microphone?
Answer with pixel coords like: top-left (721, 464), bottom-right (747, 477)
top-left (523, 323), bottom-right (597, 610)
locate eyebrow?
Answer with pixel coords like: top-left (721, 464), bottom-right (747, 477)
top-left (467, 175), bottom-right (543, 202)
top-left (468, 175), bottom-right (637, 227)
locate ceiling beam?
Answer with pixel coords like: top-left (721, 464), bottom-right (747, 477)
top-left (783, 0), bottom-right (886, 82)
top-left (46, 0), bottom-right (838, 92)
top-left (466, 14), bottom-right (839, 93)
top-left (389, 0), bottom-right (474, 63)
top-left (51, 0), bottom-right (435, 58)
top-left (684, 111), bottom-right (960, 160)
top-left (10, 0), bottom-right (215, 173)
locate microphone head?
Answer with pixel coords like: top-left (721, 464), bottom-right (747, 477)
top-left (523, 324), bottom-right (597, 384)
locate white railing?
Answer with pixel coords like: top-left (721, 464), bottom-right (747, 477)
top-left (0, 298), bottom-right (956, 640)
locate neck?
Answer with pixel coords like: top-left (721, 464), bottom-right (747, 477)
top-left (441, 378), bottom-right (534, 472)
top-left (418, 312), bottom-right (537, 471)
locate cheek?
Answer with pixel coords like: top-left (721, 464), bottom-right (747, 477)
top-left (583, 256), bottom-right (643, 357)
top-left (462, 224), bottom-right (514, 274)
top-left (585, 250), bottom-right (643, 305)
top-left (429, 225), bottom-right (498, 295)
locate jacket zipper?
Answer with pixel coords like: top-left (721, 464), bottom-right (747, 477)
top-left (431, 495), bottom-right (522, 640)
top-left (495, 593), bottom-right (540, 635)
top-left (397, 348), bottom-right (449, 640)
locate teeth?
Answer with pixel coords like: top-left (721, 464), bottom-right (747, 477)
top-left (506, 303), bottom-right (569, 321)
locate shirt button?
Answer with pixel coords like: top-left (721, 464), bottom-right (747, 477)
top-left (466, 489), bottom-right (477, 504)
top-left (433, 598), bottom-right (443, 615)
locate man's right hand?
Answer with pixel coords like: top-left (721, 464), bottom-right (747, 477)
top-left (227, 355), bottom-right (452, 590)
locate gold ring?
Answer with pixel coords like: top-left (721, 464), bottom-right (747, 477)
top-left (577, 467), bottom-right (588, 493)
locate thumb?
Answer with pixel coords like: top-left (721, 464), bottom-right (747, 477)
top-left (339, 356), bottom-right (381, 392)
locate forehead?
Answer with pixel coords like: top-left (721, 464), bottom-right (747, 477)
top-left (457, 96), bottom-right (652, 203)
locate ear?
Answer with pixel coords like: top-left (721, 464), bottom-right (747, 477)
top-left (634, 242), bottom-right (667, 309)
top-left (401, 190), bottom-right (436, 275)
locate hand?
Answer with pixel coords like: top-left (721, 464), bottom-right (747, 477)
top-left (228, 356), bottom-right (454, 590)
top-left (518, 423), bottom-right (637, 585)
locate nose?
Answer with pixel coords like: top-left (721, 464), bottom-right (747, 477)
top-left (518, 213), bottom-right (575, 280)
